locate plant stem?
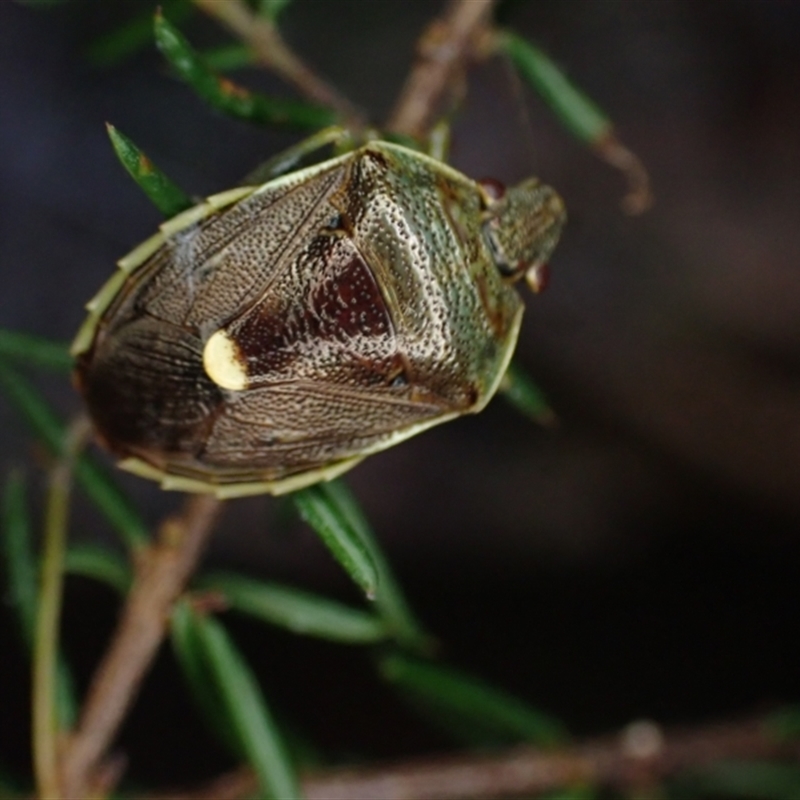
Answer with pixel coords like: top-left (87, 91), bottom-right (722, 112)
top-left (60, 493), bottom-right (223, 799)
top-left (192, 0), bottom-right (365, 130)
top-left (593, 132), bottom-right (654, 214)
top-left (153, 716), bottom-right (800, 800)
top-left (32, 416), bottom-right (91, 800)
top-left (386, 0), bottom-right (498, 139)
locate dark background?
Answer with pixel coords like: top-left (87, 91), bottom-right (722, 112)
top-left (2, 0), bottom-right (800, 789)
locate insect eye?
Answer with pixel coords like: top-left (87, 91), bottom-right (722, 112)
top-left (481, 178), bottom-right (565, 285)
top-left (478, 177), bottom-right (506, 206)
top-left (526, 262), bottom-right (550, 293)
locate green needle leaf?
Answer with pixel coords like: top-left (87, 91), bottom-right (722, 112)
top-left (3, 471), bottom-right (78, 728)
top-left (380, 653), bottom-right (568, 748)
top-left (171, 599), bottom-right (240, 755)
top-left (73, 457), bottom-right (149, 549)
top-left (0, 330), bottom-right (72, 373)
top-left (154, 12), bottom-right (336, 129)
top-left (3, 471), bottom-right (38, 642)
top-left (292, 484), bottom-right (379, 600)
top-left (500, 359), bottom-right (556, 427)
top-left (106, 124), bottom-right (194, 218)
top-left (193, 611), bottom-right (302, 800)
top-left (53, 657), bottom-right (78, 731)
top-left (64, 544), bottom-right (132, 594)
top-left (320, 480), bottom-right (430, 650)
top-left (202, 43), bottom-right (255, 72)
top-left (0, 360), bottom-right (148, 549)
top-left (200, 571), bottom-right (389, 644)
top-left (498, 31), bottom-right (611, 144)
top-left (498, 31), bottom-right (652, 213)
top-left (74, 458), bottom-right (149, 549)
top-left (86, 0), bottom-right (193, 67)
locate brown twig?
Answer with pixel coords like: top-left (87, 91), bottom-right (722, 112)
top-left (386, 0), bottom-right (498, 139)
top-left (192, 0), bottom-right (365, 130)
top-left (59, 494), bottom-right (222, 799)
top-left (154, 716), bottom-right (800, 800)
top-left (594, 132), bottom-right (654, 215)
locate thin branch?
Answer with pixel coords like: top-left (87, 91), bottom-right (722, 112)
top-left (594, 132), bottom-right (654, 214)
top-left (386, 0), bottom-right (498, 139)
top-left (59, 494), bottom-right (223, 799)
top-left (155, 716), bottom-right (800, 800)
top-left (192, 0), bottom-right (365, 130)
top-left (32, 416), bottom-right (91, 800)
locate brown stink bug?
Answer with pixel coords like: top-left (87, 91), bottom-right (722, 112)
top-left (72, 140), bottom-right (565, 497)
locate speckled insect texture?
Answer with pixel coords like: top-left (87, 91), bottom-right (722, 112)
top-left (73, 141), bottom-right (565, 497)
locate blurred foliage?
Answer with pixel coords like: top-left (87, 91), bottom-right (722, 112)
top-left (154, 12), bottom-right (336, 129)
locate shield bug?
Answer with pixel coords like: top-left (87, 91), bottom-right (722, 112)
top-left (72, 141), bottom-right (565, 497)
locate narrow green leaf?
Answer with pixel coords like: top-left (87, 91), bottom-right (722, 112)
top-left (85, 0), bottom-right (193, 66)
top-left (64, 544), bottom-right (132, 594)
top-left (74, 459), bottom-right (149, 550)
top-left (193, 612), bottom-right (301, 800)
top-left (380, 653), bottom-right (568, 748)
top-left (0, 330), bottom-right (72, 373)
top-left (154, 12), bottom-right (336, 129)
top-left (258, 0), bottom-right (293, 21)
top-left (0, 360), bottom-right (148, 548)
top-left (202, 43), bottom-right (255, 72)
top-left (107, 124), bottom-right (194, 218)
top-left (500, 359), bottom-right (556, 427)
top-left (174, 600), bottom-right (322, 771)
top-left (0, 361), bottom-right (62, 451)
top-left (200, 571), bottom-right (389, 644)
top-left (292, 484), bottom-right (378, 600)
top-left (170, 599), bottom-right (241, 756)
top-left (320, 481), bottom-right (430, 650)
top-left (3, 472), bottom-right (78, 728)
top-left (498, 31), bottom-right (611, 144)
top-left (2, 471), bottom-right (38, 642)
top-left (54, 659), bottom-right (77, 731)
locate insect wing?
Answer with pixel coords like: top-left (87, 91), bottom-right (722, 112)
top-left (133, 162), bottom-right (352, 334)
top-left (75, 142), bottom-right (538, 494)
top-left (201, 220), bottom-right (455, 474)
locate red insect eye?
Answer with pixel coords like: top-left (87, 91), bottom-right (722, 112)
top-left (527, 263), bottom-right (550, 293)
top-left (478, 177), bottom-right (506, 203)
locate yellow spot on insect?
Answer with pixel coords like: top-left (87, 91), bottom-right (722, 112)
top-left (203, 330), bottom-right (248, 391)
